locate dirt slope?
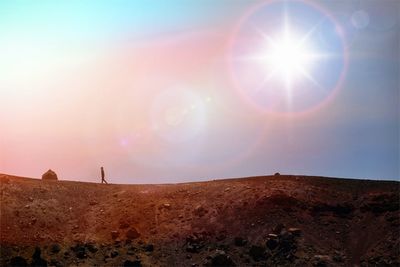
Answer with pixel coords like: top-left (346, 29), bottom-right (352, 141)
top-left (1, 173), bottom-right (399, 266)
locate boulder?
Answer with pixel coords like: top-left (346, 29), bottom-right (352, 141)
top-left (42, 169), bottom-right (58, 181)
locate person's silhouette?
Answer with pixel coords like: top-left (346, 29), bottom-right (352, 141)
top-left (101, 167), bottom-right (108, 184)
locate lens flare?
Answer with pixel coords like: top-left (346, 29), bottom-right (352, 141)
top-left (228, 0), bottom-right (347, 115)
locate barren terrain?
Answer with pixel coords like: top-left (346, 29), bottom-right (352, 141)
top-left (1, 173), bottom-right (399, 266)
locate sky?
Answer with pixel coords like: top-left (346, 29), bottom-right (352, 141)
top-left (0, 0), bottom-right (398, 183)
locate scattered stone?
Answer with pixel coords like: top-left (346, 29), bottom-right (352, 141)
top-left (266, 235), bottom-right (279, 250)
top-left (163, 203), bottom-right (171, 208)
top-left (49, 259), bottom-right (63, 267)
top-left (42, 169), bottom-right (58, 181)
top-left (31, 247), bottom-right (48, 266)
top-left (288, 228), bottom-right (302, 236)
top-left (126, 228), bottom-right (140, 239)
top-left (278, 232), bottom-right (297, 254)
top-left (193, 205), bottom-right (208, 217)
top-left (273, 224), bottom-right (285, 235)
top-left (110, 250), bottom-right (119, 258)
top-left (50, 244), bottom-right (61, 254)
top-left (207, 250), bottom-right (235, 267)
top-left (119, 220), bottom-right (130, 229)
top-left (9, 256), bottom-right (28, 267)
top-left (249, 245), bottom-right (265, 261)
top-left (71, 244), bottom-right (86, 259)
top-left (89, 200), bottom-right (98, 206)
top-left (111, 230), bottom-right (120, 240)
top-left (216, 232), bottom-right (226, 241)
top-left (186, 232), bottom-right (207, 253)
top-left (123, 260), bottom-right (142, 267)
top-left (234, 237), bottom-right (246, 247)
top-left (85, 243), bottom-right (98, 253)
top-left (313, 255), bottom-right (332, 266)
top-left (144, 244), bottom-right (154, 252)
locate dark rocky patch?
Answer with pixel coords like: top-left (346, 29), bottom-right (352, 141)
top-left (9, 256), bottom-right (28, 267)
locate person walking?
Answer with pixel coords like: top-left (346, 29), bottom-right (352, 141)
top-left (101, 166), bottom-right (108, 184)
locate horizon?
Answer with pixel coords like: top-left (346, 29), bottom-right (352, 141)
top-left (0, 0), bottom-right (399, 183)
top-left (2, 172), bottom-right (399, 184)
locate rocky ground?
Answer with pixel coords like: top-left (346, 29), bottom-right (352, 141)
top-left (0, 173), bottom-right (399, 266)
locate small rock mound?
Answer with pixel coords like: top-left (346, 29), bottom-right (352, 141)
top-left (41, 169), bottom-right (58, 181)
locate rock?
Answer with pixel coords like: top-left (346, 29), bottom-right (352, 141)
top-left (144, 244), bottom-right (154, 252)
top-left (49, 259), bottom-right (63, 267)
top-left (111, 230), bottom-right (120, 239)
top-left (85, 243), bottom-right (98, 253)
top-left (71, 244), bottom-right (86, 259)
top-left (50, 244), bottom-right (61, 254)
top-left (266, 235), bottom-right (279, 250)
top-left (110, 250), bottom-right (119, 258)
top-left (126, 228), bottom-right (140, 239)
top-left (41, 169), bottom-right (58, 181)
top-left (274, 172), bottom-right (281, 176)
top-left (288, 228), bottom-right (302, 236)
top-left (31, 247), bottom-right (48, 266)
top-left (119, 220), bottom-right (130, 229)
top-left (278, 232), bottom-right (296, 254)
top-left (234, 237), bottom-right (246, 247)
top-left (163, 203), bottom-right (171, 208)
top-left (186, 232), bottom-right (207, 253)
top-left (208, 250), bottom-right (235, 267)
top-left (273, 224), bottom-right (285, 235)
top-left (249, 245), bottom-right (265, 261)
top-left (193, 205), bottom-right (208, 217)
top-left (89, 200), bottom-right (98, 206)
top-left (9, 256), bottom-right (28, 267)
top-left (123, 260), bottom-right (142, 267)
top-left (216, 232), bottom-right (226, 241)
top-left (313, 255), bottom-right (332, 266)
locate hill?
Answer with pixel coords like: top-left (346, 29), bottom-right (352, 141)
top-left (1, 173), bottom-right (399, 266)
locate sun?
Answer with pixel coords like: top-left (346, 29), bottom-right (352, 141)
top-left (257, 23), bottom-right (320, 89)
top-left (261, 31), bottom-right (316, 87)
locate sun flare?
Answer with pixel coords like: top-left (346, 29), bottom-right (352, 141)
top-left (259, 26), bottom-right (318, 88)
